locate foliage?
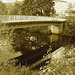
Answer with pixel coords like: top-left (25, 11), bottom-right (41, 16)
top-left (65, 15), bottom-right (75, 35)
top-left (0, 21), bottom-right (16, 62)
top-left (0, 61), bottom-right (40, 75)
top-left (64, 4), bottom-right (75, 35)
top-left (22, 0), bottom-right (55, 16)
top-left (11, 2), bottom-right (23, 15)
top-left (39, 44), bottom-right (75, 75)
top-left (0, 1), bottom-right (7, 15)
top-left (0, 0), bottom-right (55, 15)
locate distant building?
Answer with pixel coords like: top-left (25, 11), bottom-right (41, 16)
top-left (70, 4), bottom-right (75, 16)
top-left (71, 3), bottom-right (75, 11)
top-left (54, 0), bottom-right (72, 18)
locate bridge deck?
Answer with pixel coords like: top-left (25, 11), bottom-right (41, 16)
top-left (2, 18), bottom-right (66, 23)
top-left (0, 15), bottom-right (66, 21)
top-left (1, 17), bottom-right (66, 25)
top-left (1, 20), bottom-right (66, 30)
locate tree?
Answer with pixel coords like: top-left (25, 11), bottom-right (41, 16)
top-left (65, 4), bottom-right (75, 35)
top-left (0, 1), bottom-right (7, 15)
top-left (12, 1), bottom-right (23, 15)
top-left (22, 0), bottom-right (55, 16)
top-left (5, 2), bottom-right (23, 15)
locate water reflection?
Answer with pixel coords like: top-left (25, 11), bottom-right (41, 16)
top-left (49, 34), bottom-right (75, 46)
top-left (49, 34), bottom-right (59, 43)
top-left (12, 28), bottom-right (74, 54)
top-left (48, 34), bottom-right (63, 51)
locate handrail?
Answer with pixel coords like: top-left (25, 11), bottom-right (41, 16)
top-left (0, 15), bottom-right (66, 22)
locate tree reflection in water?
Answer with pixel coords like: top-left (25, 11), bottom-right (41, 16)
top-left (12, 27), bottom-right (50, 54)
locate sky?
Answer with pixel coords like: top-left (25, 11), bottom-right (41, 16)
top-left (1, 0), bottom-right (75, 3)
top-left (62, 0), bottom-right (75, 4)
top-left (1, 0), bottom-right (23, 3)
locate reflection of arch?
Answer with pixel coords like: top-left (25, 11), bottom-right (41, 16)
top-left (50, 34), bottom-right (59, 43)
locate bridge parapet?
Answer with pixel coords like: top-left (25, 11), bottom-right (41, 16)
top-left (0, 15), bottom-right (66, 21)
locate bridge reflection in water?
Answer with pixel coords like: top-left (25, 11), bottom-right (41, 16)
top-left (49, 34), bottom-right (74, 47)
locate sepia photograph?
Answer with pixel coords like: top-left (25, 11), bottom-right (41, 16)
top-left (0, 0), bottom-right (75, 75)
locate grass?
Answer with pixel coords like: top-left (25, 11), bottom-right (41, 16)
top-left (39, 44), bottom-right (75, 75)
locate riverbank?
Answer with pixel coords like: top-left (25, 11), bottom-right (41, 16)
top-left (39, 44), bottom-right (75, 75)
top-left (0, 44), bottom-right (74, 75)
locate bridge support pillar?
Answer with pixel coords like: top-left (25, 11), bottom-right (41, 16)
top-left (48, 23), bottom-right (63, 34)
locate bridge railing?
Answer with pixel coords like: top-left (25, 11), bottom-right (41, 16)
top-left (0, 15), bottom-right (65, 21)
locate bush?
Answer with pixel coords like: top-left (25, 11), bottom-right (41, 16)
top-left (65, 16), bottom-right (75, 35)
top-left (0, 22), bottom-right (15, 62)
top-left (0, 60), bottom-right (40, 75)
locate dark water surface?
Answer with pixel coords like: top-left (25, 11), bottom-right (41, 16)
top-left (10, 29), bottom-right (75, 68)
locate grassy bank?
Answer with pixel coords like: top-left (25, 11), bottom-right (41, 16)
top-left (39, 44), bottom-right (75, 75)
top-left (0, 43), bottom-right (74, 75)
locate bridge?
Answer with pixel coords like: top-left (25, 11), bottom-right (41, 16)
top-left (1, 16), bottom-right (75, 68)
top-left (1, 16), bottom-right (66, 34)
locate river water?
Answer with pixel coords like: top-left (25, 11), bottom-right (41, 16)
top-left (12, 28), bottom-right (75, 54)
